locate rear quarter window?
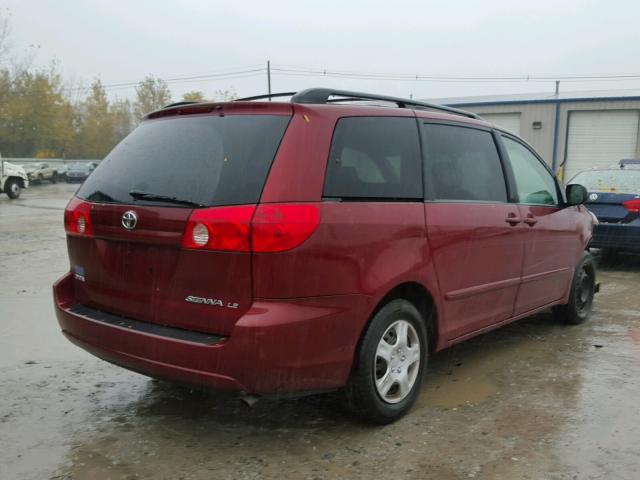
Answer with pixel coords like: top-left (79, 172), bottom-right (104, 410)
top-left (323, 117), bottom-right (423, 200)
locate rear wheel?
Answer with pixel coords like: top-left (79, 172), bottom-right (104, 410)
top-left (4, 179), bottom-right (21, 199)
top-left (346, 299), bottom-right (427, 424)
top-left (553, 252), bottom-right (596, 325)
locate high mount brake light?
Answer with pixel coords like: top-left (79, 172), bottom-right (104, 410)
top-left (64, 198), bottom-right (93, 236)
top-left (623, 199), bottom-right (640, 213)
top-left (181, 203), bottom-right (320, 253)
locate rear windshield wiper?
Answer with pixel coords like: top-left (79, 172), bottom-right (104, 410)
top-left (129, 190), bottom-right (206, 208)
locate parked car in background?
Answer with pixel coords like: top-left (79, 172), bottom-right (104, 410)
top-left (65, 162), bottom-right (97, 183)
top-left (57, 164), bottom-right (69, 181)
top-left (1, 157), bottom-right (29, 199)
top-left (569, 160), bottom-right (640, 257)
top-left (24, 162), bottom-right (59, 183)
top-left (53, 88), bottom-right (596, 424)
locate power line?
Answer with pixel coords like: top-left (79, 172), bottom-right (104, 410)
top-left (63, 67), bottom-right (266, 93)
top-left (60, 63), bottom-right (640, 96)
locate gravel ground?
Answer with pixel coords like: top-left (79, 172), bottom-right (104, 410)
top-left (1, 183), bottom-right (639, 480)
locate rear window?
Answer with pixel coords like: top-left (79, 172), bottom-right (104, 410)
top-left (77, 114), bottom-right (290, 207)
top-left (569, 169), bottom-right (640, 194)
top-left (323, 117), bottom-right (423, 200)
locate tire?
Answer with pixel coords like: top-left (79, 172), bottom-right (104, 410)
top-left (346, 299), bottom-right (428, 424)
top-left (553, 251), bottom-right (596, 325)
top-left (37, 174), bottom-right (43, 184)
top-left (50, 172), bottom-right (58, 183)
top-left (4, 178), bottom-right (21, 199)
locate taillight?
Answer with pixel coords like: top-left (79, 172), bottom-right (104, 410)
top-left (623, 199), bottom-right (640, 213)
top-left (64, 198), bottom-right (93, 236)
top-left (252, 204), bottom-right (319, 253)
top-left (182, 205), bottom-right (255, 251)
top-left (181, 203), bottom-right (320, 253)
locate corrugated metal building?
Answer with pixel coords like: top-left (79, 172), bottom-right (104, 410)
top-left (431, 90), bottom-right (640, 181)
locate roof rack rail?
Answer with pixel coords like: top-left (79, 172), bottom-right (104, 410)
top-left (290, 88), bottom-right (482, 119)
top-left (162, 101), bottom-right (199, 109)
top-left (235, 92), bottom-right (297, 102)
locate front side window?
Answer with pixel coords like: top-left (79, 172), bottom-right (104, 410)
top-left (323, 117), bottom-right (422, 199)
top-left (502, 136), bottom-right (558, 205)
top-left (422, 124), bottom-right (507, 202)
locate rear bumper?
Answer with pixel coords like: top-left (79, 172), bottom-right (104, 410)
top-left (591, 223), bottom-right (640, 251)
top-left (53, 272), bottom-right (371, 394)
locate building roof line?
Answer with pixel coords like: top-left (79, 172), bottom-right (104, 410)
top-left (445, 95), bottom-right (640, 108)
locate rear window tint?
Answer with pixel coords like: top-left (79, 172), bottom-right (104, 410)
top-left (77, 114), bottom-right (290, 207)
top-left (569, 169), bottom-right (640, 194)
top-left (422, 124), bottom-right (507, 202)
top-left (323, 117), bottom-right (423, 200)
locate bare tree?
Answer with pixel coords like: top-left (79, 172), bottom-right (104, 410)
top-left (0, 9), bottom-right (11, 66)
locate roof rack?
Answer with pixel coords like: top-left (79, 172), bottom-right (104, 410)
top-left (619, 158), bottom-right (640, 168)
top-left (235, 92), bottom-right (297, 102)
top-left (162, 101), bottom-right (198, 109)
top-left (234, 88), bottom-right (481, 119)
top-left (291, 88), bottom-right (482, 119)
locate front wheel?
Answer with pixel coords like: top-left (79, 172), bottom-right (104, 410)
top-left (4, 178), bottom-right (21, 199)
top-left (50, 172), bottom-right (58, 183)
top-left (346, 299), bottom-right (427, 424)
top-left (553, 251), bottom-right (596, 325)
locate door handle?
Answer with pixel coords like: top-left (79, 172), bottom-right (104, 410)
top-left (505, 213), bottom-right (522, 226)
top-left (523, 215), bottom-right (538, 226)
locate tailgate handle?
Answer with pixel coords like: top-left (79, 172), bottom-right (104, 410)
top-left (523, 214), bottom-right (538, 226)
top-left (505, 212), bottom-right (522, 226)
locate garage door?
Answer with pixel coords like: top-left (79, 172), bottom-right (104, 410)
top-left (564, 110), bottom-right (639, 181)
top-left (479, 113), bottom-right (521, 135)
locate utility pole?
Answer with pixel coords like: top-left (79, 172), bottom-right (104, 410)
top-left (267, 60), bottom-right (272, 101)
top-left (555, 80), bottom-right (560, 96)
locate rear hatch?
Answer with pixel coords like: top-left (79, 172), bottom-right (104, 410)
top-left (67, 105), bottom-right (291, 335)
top-left (570, 168), bottom-right (640, 224)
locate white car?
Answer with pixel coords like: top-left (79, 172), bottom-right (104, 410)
top-left (23, 162), bottom-right (60, 183)
top-left (1, 158), bottom-right (29, 199)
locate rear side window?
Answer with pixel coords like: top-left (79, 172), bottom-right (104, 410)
top-left (77, 114), bottom-right (290, 207)
top-left (422, 124), bottom-right (507, 202)
top-left (323, 117), bottom-right (423, 200)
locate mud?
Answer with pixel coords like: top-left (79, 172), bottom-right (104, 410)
top-left (1, 183), bottom-right (639, 479)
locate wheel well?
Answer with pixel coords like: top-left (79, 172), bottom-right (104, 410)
top-left (371, 282), bottom-right (438, 353)
top-left (5, 176), bottom-right (25, 188)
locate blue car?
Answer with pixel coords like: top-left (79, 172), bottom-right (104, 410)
top-left (569, 161), bottom-right (640, 254)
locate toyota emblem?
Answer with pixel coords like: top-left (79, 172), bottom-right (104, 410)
top-left (121, 210), bottom-right (138, 230)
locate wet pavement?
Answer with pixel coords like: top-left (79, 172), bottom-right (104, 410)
top-left (1, 183), bottom-right (639, 480)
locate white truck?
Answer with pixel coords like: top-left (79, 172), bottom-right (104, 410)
top-left (1, 155), bottom-right (29, 199)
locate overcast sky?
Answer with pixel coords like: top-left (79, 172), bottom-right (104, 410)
top-left (4, 0), bottom-right (640, 101)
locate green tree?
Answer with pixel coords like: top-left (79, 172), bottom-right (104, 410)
top-left (72, 79), bottom-right (114, 158)
top-left (182, 90), bottom-right (205, 102)
top-left (0, 66), bottom-right (74, 157)
top-left (111, 98), bottom-right (133, 145)
top-left (133, 75), bottom-right (171, 120)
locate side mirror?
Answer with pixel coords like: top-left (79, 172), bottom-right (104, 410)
top-left (566, 184), bottom-right (588, 206)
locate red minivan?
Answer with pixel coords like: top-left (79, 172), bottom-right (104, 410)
top-left (53, 88), bottom-right (596, 423)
